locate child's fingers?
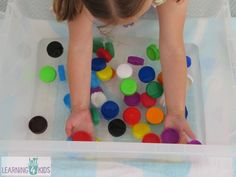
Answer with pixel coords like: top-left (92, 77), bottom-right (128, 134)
top-left (164, 119), bottom-right (174, 129)
top-left (65, 122), bottom-right (73, 137)
top-left (179, 132), bottom-right (188, 144)
top-left (86, 127), bottom-right (94, 137)
top-left (184, 123), bottom-right (196, 140)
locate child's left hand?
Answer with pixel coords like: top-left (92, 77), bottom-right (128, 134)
top-left (164, 114), bottom-right (196, 144)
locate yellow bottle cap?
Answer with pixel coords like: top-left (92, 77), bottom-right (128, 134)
top-left (95, 137), bottom-right (102, 142)
top-left (132, 123), bottom-right (151, 140)
top-left (96, 66), bottom-right (113, 81)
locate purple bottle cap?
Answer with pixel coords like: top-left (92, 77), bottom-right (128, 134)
top-left (124, 92), bottom-right (140, 106)
top-left (188, 140), bottom-right (202, 145)
top-left (128, 56), bottom-right (145, 66)
top-left (91, 87), bottom-right (103, 94)
top-left (161, 128), bottom-right (180, 144)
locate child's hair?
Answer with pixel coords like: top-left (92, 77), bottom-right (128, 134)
top-left (53, 0), bottom-right (147, 23)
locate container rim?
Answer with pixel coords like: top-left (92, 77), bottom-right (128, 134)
top-left (0, 140), bottom-right (235, 160)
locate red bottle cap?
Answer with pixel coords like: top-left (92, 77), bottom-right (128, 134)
top-left (71, 131), bottom-right (93, 141)
top-left (96, 48), bottom-right (112, 63)
top-left (123, 107), bottom-right (141, 126)
top-left (140, 92), bottom-right (157, 108)
top-left (142, 133), bottom-right (160, 143)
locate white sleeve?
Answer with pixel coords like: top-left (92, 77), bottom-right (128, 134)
top-left (152, 0), bottom-right (167, 7)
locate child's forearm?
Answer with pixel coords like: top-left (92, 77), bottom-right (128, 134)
top-left (160, 46), bottom-right (187, 117)
top-left (67, 9), bottom-right (93, 112)
top-left (67, 43), bottom-right (92, 112)
top-left (157, 0), bottom-right (188, 118)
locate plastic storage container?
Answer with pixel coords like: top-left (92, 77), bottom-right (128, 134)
top-left (0, 0), bottom-right (236, 163)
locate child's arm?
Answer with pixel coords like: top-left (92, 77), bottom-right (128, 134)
top-left (68, 8), bottom-right (93, 111)
top-left (156, 0), bottom-right (196, 142)
top-left (65, 7), bottom-right (94, 137)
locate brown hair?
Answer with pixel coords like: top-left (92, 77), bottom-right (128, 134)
top-left (53, 0), bottom-right (146, 22)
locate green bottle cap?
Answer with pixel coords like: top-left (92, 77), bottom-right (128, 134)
top-left (105, 42), bottom-right (115, 57)
top-left (90, 107), bottom-right (100, 126)
top-left (39, 66), bottom-right (57, 83)
top-left (146, 44), bottom-right (160, 61)
top-left (93, 38), bottom-right (104, 53)
top-left (146, 81), bottom-right (163, 98)
top-left (120, 78), bottom-right (138, 96)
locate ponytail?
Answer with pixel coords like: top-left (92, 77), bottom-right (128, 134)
top-left (53, 0), bottom-right (83, 21)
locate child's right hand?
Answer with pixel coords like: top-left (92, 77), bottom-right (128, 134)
top-left (164, 114), bottom-right (196, 144)
top-left (65, 108), bottom-right (94, 139)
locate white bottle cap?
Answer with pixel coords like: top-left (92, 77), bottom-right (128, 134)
top-left (91, 92), bottom-right (107, 108)
top-left (116, 63), bottom-right (133, 79)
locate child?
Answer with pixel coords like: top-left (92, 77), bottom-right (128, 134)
top-left (53, 0), bottom-right (196, 143)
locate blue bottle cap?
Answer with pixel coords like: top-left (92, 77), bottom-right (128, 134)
top-left (185, 106), bottom-right (188, 119)
top-left (186, 56), bottom-right (192, 68)
top-left (66, 137), bottom-right (72, 141)
top-left (138, 66), bottom-right (156, 83)
top-left (64, 93), bottom-right (71, 109)
top-left (92, 58), bottom-right (107, 71)
top-left (58, 65), bottom-right (66, 81)
top-left (101, 101), bottom-right (119, 120)
top-left (91, 71), bottom-right (100, 88)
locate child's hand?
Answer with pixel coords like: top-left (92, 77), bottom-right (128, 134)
top-left (164, 114), bottom-right (196, 144)
top-left (65, 108), bottom-right (94, 139)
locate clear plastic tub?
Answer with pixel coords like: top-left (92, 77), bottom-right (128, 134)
top-left (34, 37), bottom-right (205, 143)
top-left (1, 0), bottom-right (236, 163)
